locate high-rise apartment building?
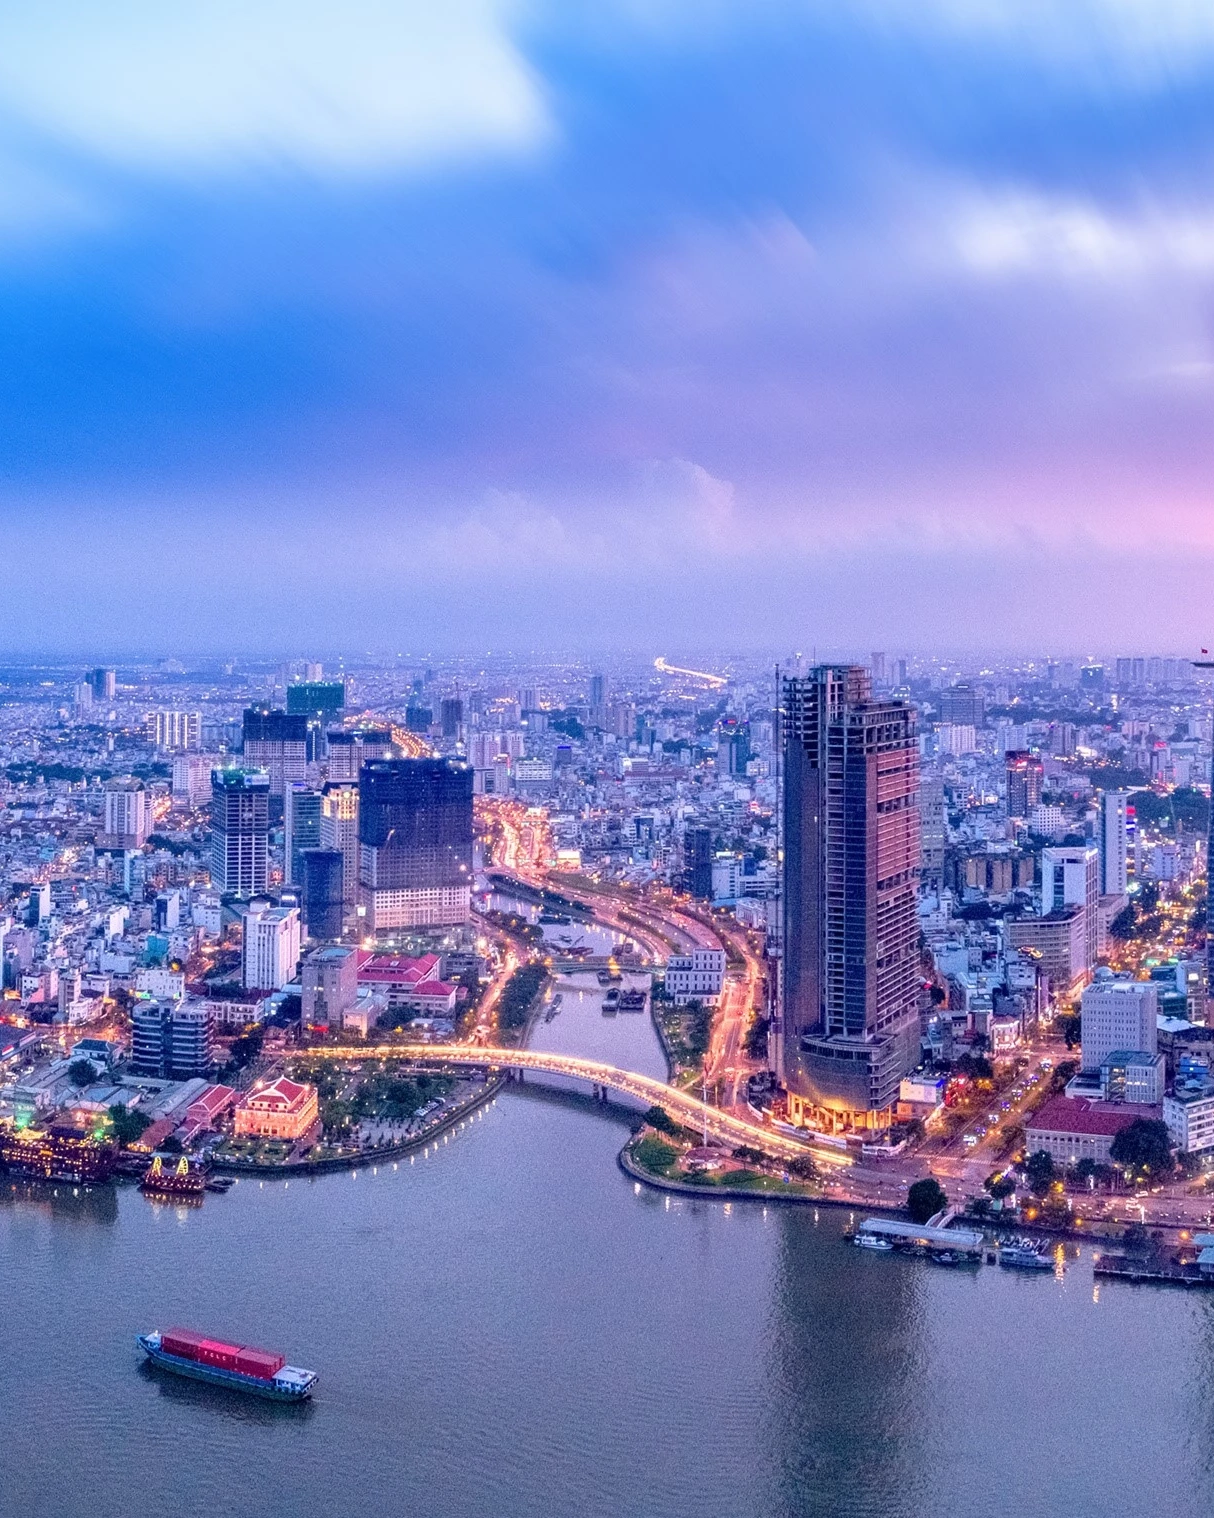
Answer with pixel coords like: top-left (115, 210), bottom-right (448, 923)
top-left (325, 726), bottom-right (394, 782)
top-left (146, 710), bottom-right (202, 751)
top-left (716, 718), bottom-right (751, 776)
top-left (242, 708), bottom-right (308, 798)
top-left (1006, 751), bottom-right (1044, 818)
top-left (359, 758), bottom-right (473, 930)
top-left (284, 783), bottom-right (323, 887)
top-left (242, 902), bottom-right (301, 991)
top-left (1040, 845), bottom-right (1099, 974)
top-left (100, 778), bottom-right (150, 849)
top-left (171, 753), bottom-right (214, 809)
top-left (210, 769), bottom-right (270, 896)
top-left (320, 780), bottom-right (360, 913)
top-left (1099, 790), bottom-right (1130, 897)
top-left (129, 998), bottom-right (214, 1079)
top-left (780, 667), bottom-right (920, 1131)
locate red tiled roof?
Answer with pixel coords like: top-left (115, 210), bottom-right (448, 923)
top-left (358, 953), bottom-right (442, 986)
top-left (1025, 1096), bottom-right (1161, 1138)
top-left (244, 1077), bottom-right (311, 1112)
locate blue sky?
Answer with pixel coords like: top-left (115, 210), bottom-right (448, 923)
top-left (3, 1), bottom-right (1214, 655)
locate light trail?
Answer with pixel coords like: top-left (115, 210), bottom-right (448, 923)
top-left (301, 1043), bottom-right (850, 1166)
top-left (653, 656), bottom-right (728, 688)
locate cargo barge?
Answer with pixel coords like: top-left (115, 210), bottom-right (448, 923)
top-left (138, 1328), bottom-right (317, 1400)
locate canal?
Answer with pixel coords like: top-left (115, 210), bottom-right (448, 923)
top-left (1, 983), bottom-right (1212, 1517)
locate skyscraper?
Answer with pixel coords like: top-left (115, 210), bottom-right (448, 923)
top-left (210, 769), bottom-right (270, 896)
top-left (440, 697), bottom-right (464, 738)
top-left (129, 999), bottom-right (214, 1079)
top-left (1006, 750), bottom-right (1044, 818)
top-left (286, 680), bottom-right (346, 720)
top-left (683, 825), bottom-right (713, 899)
top-left (284, 783), bottom-right (323, 886)
top-left (320, 779), bottom-right (360, 913)
top-left (780, 666), bottom-right (920, 1132)
top-left (88, 667), bottom-right (116, 702)
top-left (242, 708), bottom-right (308, 798)
top-left (1099, 790), bottom-right (1130, 897)
top-left (301, 848), bottom-right (346, 940)
top-left (359, 758), bottom-right (473, 930)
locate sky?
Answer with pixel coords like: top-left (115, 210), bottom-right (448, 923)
top-left (3, 0), bottom-right (1214, 656)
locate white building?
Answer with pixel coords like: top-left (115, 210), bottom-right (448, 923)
top-left (172, 753), bottom-right (215, 808)
top-left (1028, 804), bottom-right (1066, 839)
top-left (242, 903), bottom-right (301, 992)
top-left (1099, 790), bottom-right (1129, 897)
top-left (101, 779), bottom-right (149, 849)
top-left (1164, 1084), bottom-right (1214, 1154)
top-left (1040, 845), bottom-right (1099, 974)
top-left (1080, 978), bottom-right (1158, 1072)
top-left (148, 710), bottom-right (202, 751)
top-left (937, 723), bottom-right (976, 757)
top-left (665, 947), bottom-right (727, 1005)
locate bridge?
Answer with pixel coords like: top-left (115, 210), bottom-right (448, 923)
top-left (299, 1044), bottom-right (849, 1166)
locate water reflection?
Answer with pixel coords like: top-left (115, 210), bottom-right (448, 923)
top-left (0, 1178), bottom-right (119, 1225)
top-left (768, 1211), bottom-right (930, 1518)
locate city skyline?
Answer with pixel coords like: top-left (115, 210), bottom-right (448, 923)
top-left (3, 5), bottom-right (1214, 650)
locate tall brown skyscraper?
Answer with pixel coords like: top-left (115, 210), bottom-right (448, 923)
top-left (780, 666), bottom-right (920, 1132)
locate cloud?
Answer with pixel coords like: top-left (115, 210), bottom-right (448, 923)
top-left (0, 1), bottom-right (546, 176)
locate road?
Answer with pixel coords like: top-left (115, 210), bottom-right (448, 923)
top-left (300, 1042), bottom-right (838, 1163)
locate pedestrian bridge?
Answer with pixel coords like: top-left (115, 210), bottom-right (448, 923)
top-left (301, 1043), bottom-right (846, 1165)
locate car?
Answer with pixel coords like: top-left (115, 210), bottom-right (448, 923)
top-left (963, 1134), bottom-right (978, 1148)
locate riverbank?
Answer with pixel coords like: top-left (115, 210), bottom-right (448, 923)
top-left (209, 1076), bottom-right (506, 1178)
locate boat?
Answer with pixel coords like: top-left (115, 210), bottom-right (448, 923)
top-left (853, 1234), bottom-right (894, 1251)
top-left (998, 1240), bottom-right (1054, 1271)
top-left (138, 1328), bottom-right (318, 1401)
top-left (141, 1154), bottom-right (206, 1199)
top-left (617, 990), bottom-right (646, 1013)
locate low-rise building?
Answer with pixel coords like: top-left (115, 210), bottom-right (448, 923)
top-left (233, 1077), bottom-right (320, 1141)
top-left (1024, 1095), bottom-right (1161, 1166)
top-left (664, 947), bottom-right (726, 1006)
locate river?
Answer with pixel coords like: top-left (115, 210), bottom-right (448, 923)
top-left (2, 979), bottom-right (1213, 1518)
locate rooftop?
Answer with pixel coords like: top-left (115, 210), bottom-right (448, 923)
top-left (1026, 1096), bottom-right (1160, 1137)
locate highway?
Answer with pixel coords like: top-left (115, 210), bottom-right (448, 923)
top-left (300, 1042), bottom-right (843, 1163)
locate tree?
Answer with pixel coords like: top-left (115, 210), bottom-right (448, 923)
top-left (743, 1015), bottom-right (770, 1059)
top-left (160, 1135), bottom-right (184, 1154)
top-left (984, 1171), bottom-right (1016, 1200)
top-left (108, 1103), bottom-right (151, 1148)
top-left (68, 1058), bottom-right (97, 1088)
top-left (1056, 1013), bottom-right (1082, 1050)
top-left (907, 1177), bottom-right (947, 1223)
top-left (786, 1156), bottom-right (817, 1181)
top-left (1110, 1119), bottom-right (1174, 1181)
top-left (643, 1105), bottom-right (679, 1136)
top-left (952, 1053), bottom-right (993, 1081)
top-left (1109, 903), bottom-right (1137, 940)
top-left (1024, 1149), bottom-right (1056, 1197)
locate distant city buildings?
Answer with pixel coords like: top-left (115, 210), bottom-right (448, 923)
top-left (99, 778), bottom-right (150, 850)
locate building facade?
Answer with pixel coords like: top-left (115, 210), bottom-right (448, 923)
top-left (284, 783), bottom-right (323, 887)
top-left (242, 903), bottom-right (301, 991)
top-left (1080, 978), bottom-right (1158, 1072)
top-left (358, 759), bottom-right (474, 930)
top-left (241, 708), bottom-right (308, 798)
top-left (780, 666), bottom-right (921, 1132)
top-left (210, 769), bottom-right (270, 896)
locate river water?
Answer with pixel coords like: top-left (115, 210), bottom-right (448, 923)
top-left (3, 982), bottom-right (1213, 1518)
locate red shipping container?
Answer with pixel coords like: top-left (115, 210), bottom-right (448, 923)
top-left (197, 1338), bottom-right (242, 1370)
top-left (234, 1349), bottom-right (285, 1380)
top-left (162, 1328), bottom-right (207, 1359)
